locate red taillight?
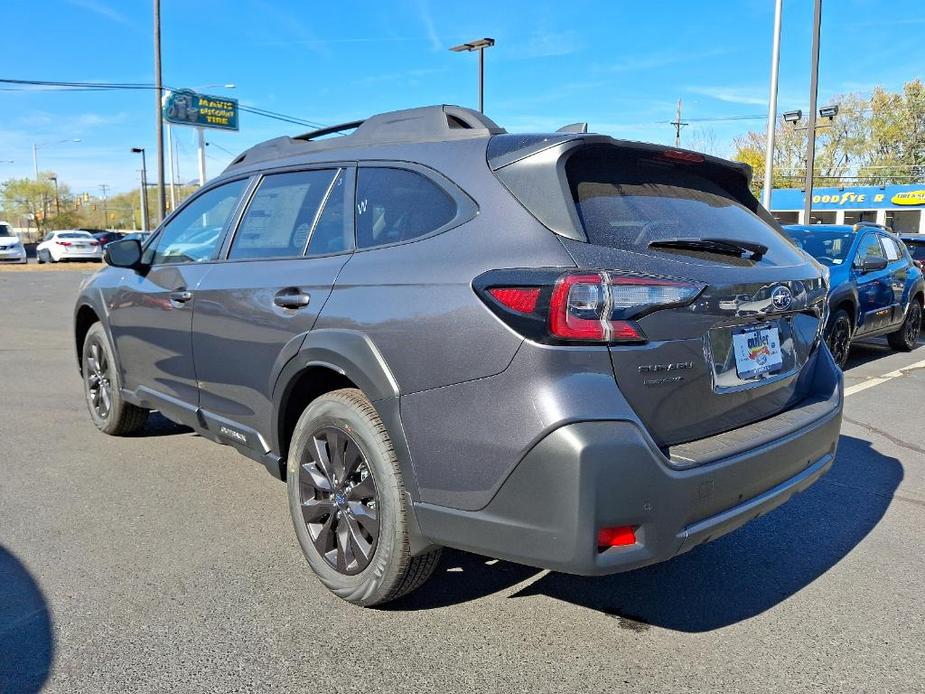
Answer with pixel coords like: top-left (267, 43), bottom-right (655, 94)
top-left (548, 272), bottom-right (700, 342)
top-left (89, 240), bottom-right (99, 246)
top-left (488, 287), bottom-right (540, 314)
top-left (476, 269), bottom-right (702, 345)
top-left (598, 526), bottom-right (637, 549)
top-left (549, 274), bottom-right (608, 340)
top-left (57, 241), bottom-right (72, 247)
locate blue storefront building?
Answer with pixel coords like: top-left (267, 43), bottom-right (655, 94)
top-left (769, 183), bottom-right (925, 234)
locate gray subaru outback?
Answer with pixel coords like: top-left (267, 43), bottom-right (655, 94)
top-left (74, 105), bottom-right (843, 606)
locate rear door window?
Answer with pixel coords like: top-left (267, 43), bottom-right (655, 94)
top-left (355, 167), bottom-right (456, 249)
top-left (229, 169), bottom-right (337, 260)
top-left (880, 235), bottom-right (901, 261)
top-left (565, 147), bottom-right (799, 263)
top-left (307, 169), bottom-right (353, 256)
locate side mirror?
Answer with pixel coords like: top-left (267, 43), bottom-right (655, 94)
top-left (103, 238), bottom-right (143, 268)
top-left (858, 256), bottom-right (888, 273)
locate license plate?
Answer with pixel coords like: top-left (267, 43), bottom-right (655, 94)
top-left (732, 326), bottom-right (782, 379)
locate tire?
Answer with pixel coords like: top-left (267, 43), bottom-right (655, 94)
top-left (36, 250), bottom-right (46, 264)
top-left (887, 299), bottom-right (922, 352)
top-left (47, 250), bottom-right (58, 263)
top-left (82, 323), bottom-right (149, 435)
top-left (826, 308), bottom-right (853, 370)
top-left (287, 388), bottom-right (441, 606)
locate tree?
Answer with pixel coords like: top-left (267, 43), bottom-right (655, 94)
top-left (858, 80), bottom-right (925, 184)
top-left (0, 176), bottom-right (57, 233)
top-left (731, 80), bottom-right (925, 195)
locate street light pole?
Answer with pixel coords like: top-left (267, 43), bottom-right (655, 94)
top-left (32, 139), bottom-right (80, 181)
top-left (803, 0), bottom-right (823, 225)
top-left (449, 38), bottom-right (495, 113)
top-left (153, 0), bottom-right (166, 220)
top-left (761, 0), bottom-right (783, 209)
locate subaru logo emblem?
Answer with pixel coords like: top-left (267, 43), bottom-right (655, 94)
top-left (770, 285), bottom-right (793, 311)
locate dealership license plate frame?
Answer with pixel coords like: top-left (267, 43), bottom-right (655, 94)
top-left (732, 323), bottom-right (783, 380)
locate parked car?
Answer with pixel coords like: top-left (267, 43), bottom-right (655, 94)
top-left (899, 234), bottom-right (925, 271)
top-left (0, 221), bottom-right (27, 264)
top-left (36, 230), bottom-right (103, 263)
top-left (74, 105), bottom-right (843, 606)
top-left (92, 231), bottom-right (125, 248)
top-left (120, 231), bottom-right (152, 244)
top-left (784, 223), bottom-right (924, 368)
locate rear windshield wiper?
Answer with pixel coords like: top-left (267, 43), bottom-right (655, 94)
top-left (649, 237), bottom-right (768, 260)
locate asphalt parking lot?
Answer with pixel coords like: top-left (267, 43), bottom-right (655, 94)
top-left (1, 269), bottom-right (923, 694)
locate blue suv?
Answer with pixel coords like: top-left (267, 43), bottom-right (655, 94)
top-left (784, 223), bottom-right (924, 368)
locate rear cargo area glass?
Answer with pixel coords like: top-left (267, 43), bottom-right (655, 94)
top-left (565, 147), bottom-right (798, 264)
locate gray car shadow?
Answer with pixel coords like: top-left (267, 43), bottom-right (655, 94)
top-left (391, 435), bottom-right (899, 632)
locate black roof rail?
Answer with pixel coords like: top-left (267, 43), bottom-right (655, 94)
top-left (224, 105), bottom-right (505, 172)
top-left (294, 119), bottom-right (365, 142)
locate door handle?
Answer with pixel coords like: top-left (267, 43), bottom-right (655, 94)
top-left (273, 290), bottom-right (311, 309)
top-left (169, 289), bottom-right (193, 304)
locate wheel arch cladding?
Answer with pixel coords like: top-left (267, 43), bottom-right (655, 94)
top-left (271, 329), bottom-right (418, 494)
top-left (74, 303), bottom-right (101, 373)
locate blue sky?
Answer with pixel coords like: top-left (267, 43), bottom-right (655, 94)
top-left (2, 0), bottom-right (923, 194)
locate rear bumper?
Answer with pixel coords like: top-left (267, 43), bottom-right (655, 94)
top-left (0, 249), bottom-right (27, 263)
top-left (414, 347), bottom-right (842, 575)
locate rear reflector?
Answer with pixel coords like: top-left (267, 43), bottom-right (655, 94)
top-left (597, 526), bottom-right (637, 549)
top-left (488, 287), bottom-right (540, 314)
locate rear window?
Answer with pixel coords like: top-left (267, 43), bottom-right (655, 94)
top-left (565, 148), bottom-right (799, 263)
top-left (58, 232), bottom-right (92, 239)
top-left (905, 241), bottom-right (925, 260)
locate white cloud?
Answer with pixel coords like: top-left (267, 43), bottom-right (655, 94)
top-left (687, 86), bottom-right (768, 106)
top-left (65, 0), bottom-right (133, 27)
top-left (415, 0), bottom-right (441, 51)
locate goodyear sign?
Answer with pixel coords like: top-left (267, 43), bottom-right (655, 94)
top-left (770, 184), bottom-right (925, 210)
top-left (162, 89), bottom-right (238, 131)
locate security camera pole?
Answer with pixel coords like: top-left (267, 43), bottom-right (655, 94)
top-left (449, 38), bottom-right (495, 113)
top-left (803, 0), bottom-right (822, 225)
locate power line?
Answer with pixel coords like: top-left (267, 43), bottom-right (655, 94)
top-left (0, 78), bottom-right (329, 128)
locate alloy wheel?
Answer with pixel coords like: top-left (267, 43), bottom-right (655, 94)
top-left (298, 426), bottom-right (379, 575)
top-left (905, 303), bottom-right (922, 345)
top-left (828, 318), bottom-right (851, 368)
top-left (85, 341), bottom-right (113, 419)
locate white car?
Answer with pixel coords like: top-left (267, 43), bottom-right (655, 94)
top-left (36, 230), bottom-right (103, 263)
top-left (0, 221), bottom-right (27, 264)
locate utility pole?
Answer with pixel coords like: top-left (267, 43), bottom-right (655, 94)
top-left (670, 99), bottom-right (688, 147)
top-left (762, 0), bottom-right (783, 209)
top-left (99, 184), bottom-right (110, 228)
top-left (197, 127), bottom-right (207, 185)
top-left (153, 0), bottom-right (166, 218)
top-left (803, 0), bottom-right (823, 225)
top-left (49, 175), bottom-right (60, 215)
top-left (132, 148), bottom-right (150, 231)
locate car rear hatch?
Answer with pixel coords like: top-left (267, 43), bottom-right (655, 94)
top-left (489, 136), bottom-right (828, 449)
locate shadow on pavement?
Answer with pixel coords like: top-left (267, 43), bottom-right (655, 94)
top-left (126, 411), bottom-right (193, 438)
top-left (845, 337), bottom-right (925, 371)
top-left (0, 546), bottom-right (54, 693)
top-left (397, 435), bottom-right (900, 632)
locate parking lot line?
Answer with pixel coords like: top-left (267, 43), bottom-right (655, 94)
top-left (844, 357), bottom-right (925, 397)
